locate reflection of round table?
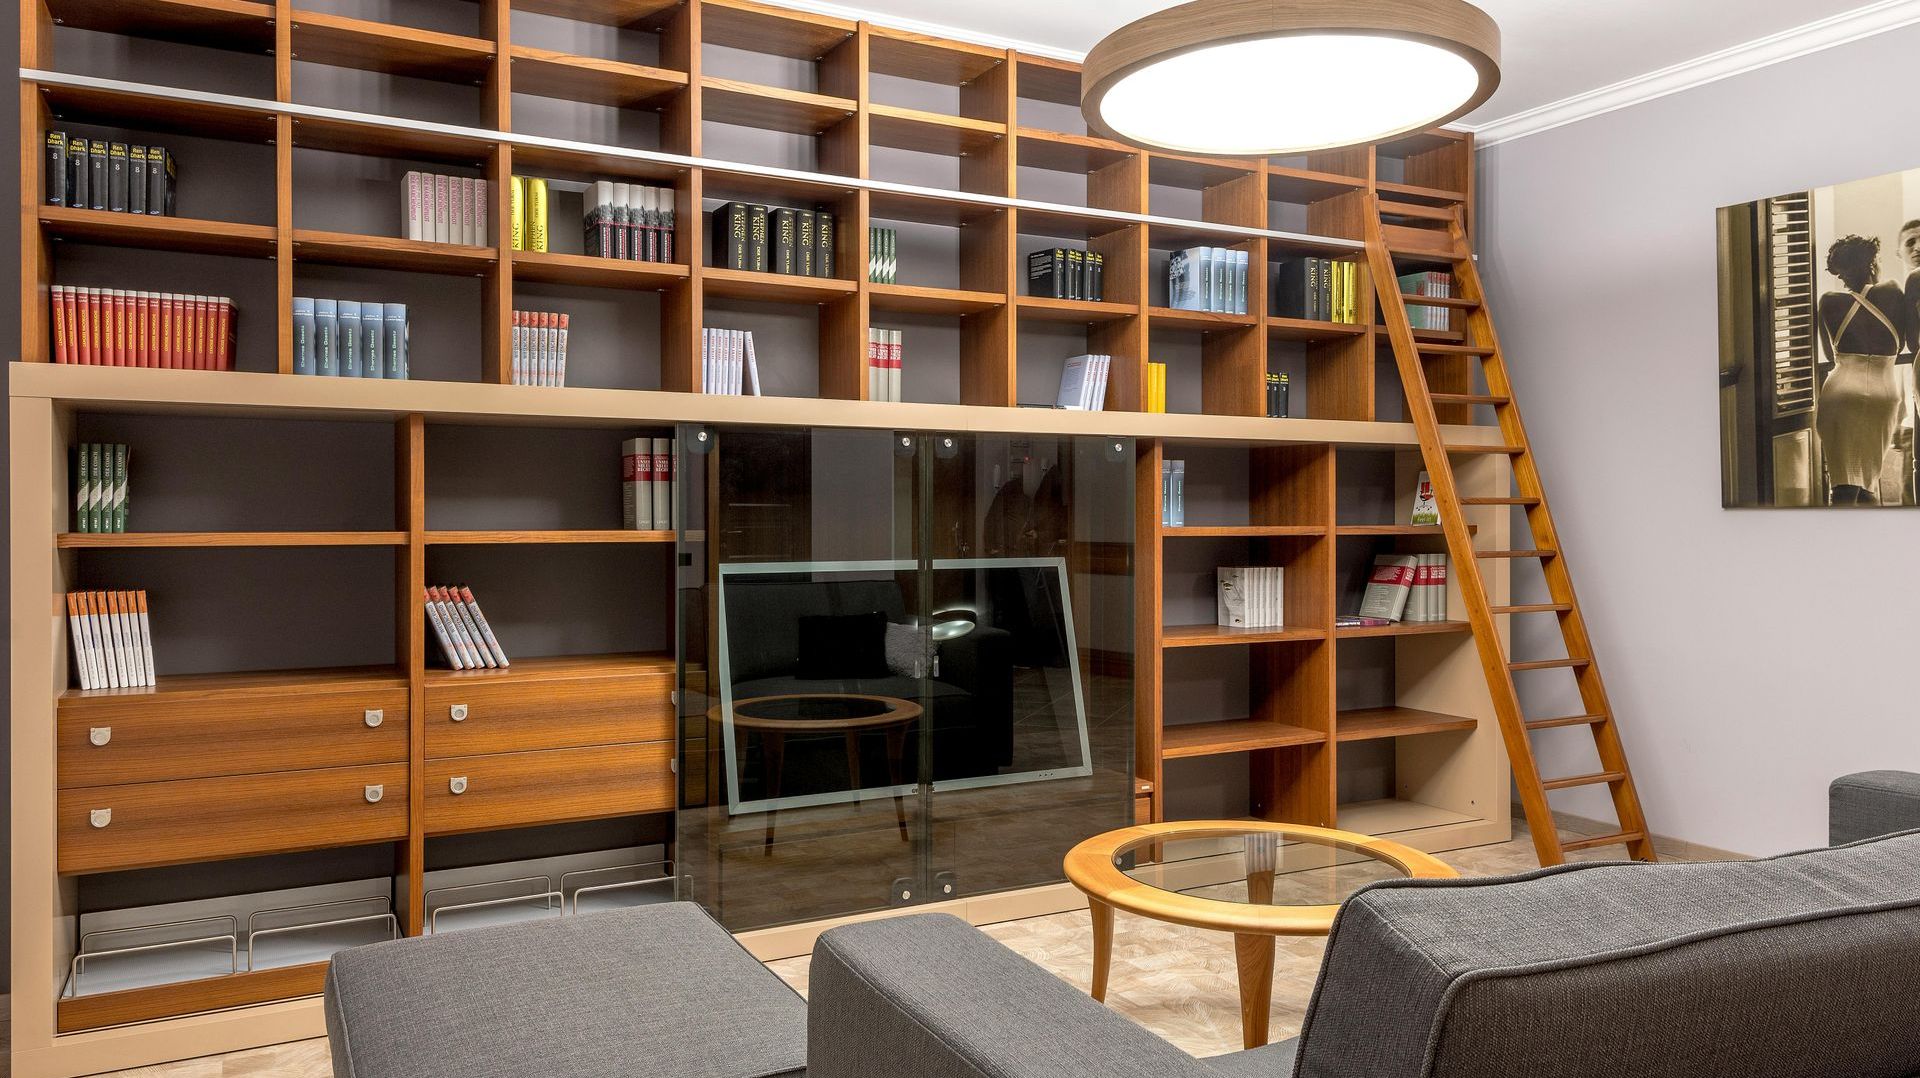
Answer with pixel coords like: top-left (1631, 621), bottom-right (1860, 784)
top-left (711, 694), bottom-right (923, 852)
top-left (1064, 821), bottom-right (1456, 1049)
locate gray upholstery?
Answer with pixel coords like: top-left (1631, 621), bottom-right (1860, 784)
top-left (324, 902), bottom-right (806, 1078)
top-left (1830, 770), bottom-right (1920, 845)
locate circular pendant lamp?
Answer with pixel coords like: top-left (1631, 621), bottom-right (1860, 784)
top-left (1081, 0), bottom-right (1500, 157)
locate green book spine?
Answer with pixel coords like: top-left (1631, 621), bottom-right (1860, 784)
top-left (74, 443), bottom-right (89, 533)
top-left (89, 443), bottom-right (104, 533)
top-left (113, 443), bottom-right (127, 533)
top-left (888, 228), bottom-right (897, 283)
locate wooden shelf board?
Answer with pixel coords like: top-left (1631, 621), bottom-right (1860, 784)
top-left (57, 961), bottom-right (328, 1035)
top-left (1161, 525), bottom-right (1324, 538)
top-left (1015, 54), bottom-right (1081, 107)
top-left (39, 207), bottom-right (276, 258)
top-left (424, 530), bottom-right (673, 544)
top-left (1149, 306), bottom-right (1258, 332)
top-left (702, 78), bottom-right (856, 136)
top-left (704, 167), bottom-right (860, 209)
top-left (512, 141), bottom-right (687, 186)
top-left (1267, 316), bottom-right (1366, 343)
top-left (511, 249), bottom-right (688, 289)
top-left (59, 531), bottom-right (405, 548)
top-left (291, 229), bottom-right (497, 274)
top-left (704, 266), bottom-right (855, 303)
top-left (1377, 179), bottom-right (1467, 205)
top-left (868, 282), bottom-right (1004, 316)
top-left (60, 664), bottom-right (407, 703)
top-left (43, 0), bottom-right (275, 50)
top-left (1015, 128), bottom-right (1134, 175)
top-left (1335, 620), bottom-right (1471, 639)
top-left (1267, 166), bottom-right (1368, 204)
top-left (422, 650), bottom-right (673, 683)
top-left (1337, 706), bottom-right (1477, 743)
top-left (1376, 129), bottom-right (1468, 157)
top-left (36, 82), bottom-right (278, 143)
top-left (1147, 151), bottom-right (1260, 192)
top-left (289, 114), bottom-right (495, 167)
top-left (1162, 718), bottom-right (1325, 759)
top-left (508, 46), bottom-right (688, 109)
top-left (1016, 204), bottom-right (1136, 243)
top-left (1335, 524), bottom-right (1473, 536)
top-left (868, 188), bottom-right (1002, 228)
top-left (1161, 624), bottom-right (1326, 648)
top-left (1337, 797), bottom-right (1480, 836)
top-left (1016, 294), bottom-right (1136, 324)
top-left (288, 10), bottom-right (496, 82)
top-left (869, 104), bottom-right (1005, 158)
top-left (509, 0), bottom-right (682, 30)
top-left (869, 26), bottom-right (1006, 84)
top-left (701, 0), bottom-right (856, 60)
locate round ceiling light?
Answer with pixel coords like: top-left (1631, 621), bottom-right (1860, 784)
top-left (1082, 0), bottom-right (1500, 158)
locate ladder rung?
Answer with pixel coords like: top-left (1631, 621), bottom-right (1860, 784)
top-left (1430, 392), bottom-right (1508, 404)
top-left (1401, 294), bottom-right (1479, 310)
top-left (1478, 548), bottom-right (1556, 559)
top-left (1380, 200), bottom-right (1455, 222)
top-left (1509, 657), bottom-right (1590, 671)
top-left (1561, 830), bottom-right (1647, 853)
top-left (1492, 603), bottom-right (1572, 615)
top-left (1446, 444), bottom-right (1525, 455)
top-left (1460, 496), bottom-right (1540, 506)
top-left (1542, 771), bottom-right (1626, 792)
top-left (1527, 713), bottom-right (1608, 731)
top-left (1420, 343), bottom-right (1495, 357)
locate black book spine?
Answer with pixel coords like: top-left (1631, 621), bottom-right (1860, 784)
top-left (1305, 258), bottom-right (1322, 321)
top-left (1273, 259), bottom-right (1305, 319)
top-left (1026, 249), bottom-right (1058, 298)
top-left (107, 142), bottom-right (129, 213)
top-left (796, 210), bottom-right (816, 276)
top-left (711, 202), bottom-right (748, 270)
top-left (88, 139), bottom-right (107, 211)
top-left (149, 147), bottom-right (172, 217)
top-left (128, 145), bottom-right (148, 215)
top-left (814, 210), bottom-right (835, 279)
top-left (1066, 248), bottom-right (1084, 301)
top-left (747, 204), bottom-right (769, 273)
top-left (1089, 252), bottom-right (1104, 302)
top-left (1277, 376), bottom-right (1289, 418)
top-left (44, 130), bottom-right (65, 206)
top-left (66, 136), bottom-right (88, 209)
top-left (1265, 372), bottom-right (1279, 418)
top-left (772, 208), bottom-right (797, 274)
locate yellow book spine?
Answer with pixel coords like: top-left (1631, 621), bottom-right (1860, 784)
top-left (1344, 261), bottom-right (1359, 324)
top-left (527, 177), bottom-right (549, 253)
top-left (509, 176), bottom-right (525, 252)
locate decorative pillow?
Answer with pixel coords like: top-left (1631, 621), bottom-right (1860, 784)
top-left (795, 611), bottom-right (889, 679)
top-left (884, 622), bottom-right (927, 679)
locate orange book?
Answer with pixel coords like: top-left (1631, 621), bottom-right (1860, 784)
top-left (51, 286), bottom-right (69, 363)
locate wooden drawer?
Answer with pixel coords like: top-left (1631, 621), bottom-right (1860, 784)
top-left (423, 672), bottom-right (672, 759)
top-left (424, 743), bottom-right (674, 835)
top-left (58, 763), bottom-right (409, 875)
top-left (58, 687), bottom-right (408, 787)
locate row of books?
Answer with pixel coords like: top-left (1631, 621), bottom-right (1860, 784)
top-left (1217, 566), bottom-right (1285, 629)
top-left (712, 202), bottom-right (836, 277)
top-left (1168, 247), bottom-right (1249, 315)
top-left (425, 585), bottom-right (509, 670)
top-left (52, 288), bottom-right (234, 370)
top-left (1145, 361), bottom-right (1168, 413)
top-left (701, 328), bottom-right (762, 395)
top-left (67, 590), bottom-right (157, 690)
top-left (44, 133), bottom-right (175, 216)
top-left (400, 172), bottom-right (488, 247)
top-left (291, 299), bottom-right (410, 379)
top-left (1159, 459), bottom-right (1187, 526)
top-left (1397, 272), bottom-right (1456, 331)
top-left (621, 437), bottom-right (676, 531)
top-left (1055, 354), bottom-right (1114, 411)
top-left (576, 180), bottom-right (677, 262)
top-left (1274, 257), bottom-right (1361, 324)
top-left (511, 310), bottom-right (570, 387)
top-left (1027, 248), bottom-right (1106, 302)
top-left (869, 226), bottom-right (899, 284)
top-left (1355, 553), bottom-right (1450, 623)
top-left (72, 444), bottom-right (129, 534)
top-left (1267, 371), bottom-right (1291, 418)
top-left (867, 328), bottom-right (904, 403)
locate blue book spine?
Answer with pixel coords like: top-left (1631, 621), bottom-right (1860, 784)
top-left (314, 299), bottom-right (339, 377)
top-left (291, 297), bottom-right (315, 376)
top-left (337, 301), bottom-right (362, 378)
top-left (384, 303), bottom-right (408, 380)
top-left (362, 307), bottom-right (384, 379)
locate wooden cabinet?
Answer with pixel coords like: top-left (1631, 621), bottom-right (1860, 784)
top-left (423, 666), bottom-right (672, 759)
top-left (57, 763), bottom-right (409, 874)
top-left (423, 743), bottom-right (674, 835)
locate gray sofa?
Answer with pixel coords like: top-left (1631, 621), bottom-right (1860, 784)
top-left (1830, 769), bottom-right (1920, 844)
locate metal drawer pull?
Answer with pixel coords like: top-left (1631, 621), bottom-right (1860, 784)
top-left (449, 776), bottom-right (468, 795)
top-left (364, 709), bottom-right (384, 728)
top-left (364, 785), bottom-right (384, 804)
top-left (89, 809), bottom-right (111, 829)
top-left (89, 727), bottom-right (111, 747)
top-left (449, 704), bottom-right (469, 722)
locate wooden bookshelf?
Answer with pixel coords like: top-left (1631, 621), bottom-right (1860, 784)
top-left (13, 1), bottom-right (1506, 1071)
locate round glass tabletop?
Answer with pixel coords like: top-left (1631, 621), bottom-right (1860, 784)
top-left (734, 695), bottom-right (899, 722)
top-left (1114, 825), bottom-right (1411, 908)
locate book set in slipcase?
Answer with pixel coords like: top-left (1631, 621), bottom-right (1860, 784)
top-left (45, 133), bottom-right (174, 216)
top-left (425, 586), bottom-right (510, 670)
top-left (67, 590), bottom-right (156, 690)
top-left (52, 288), bottom-right (233, 370)
top-left (511, 310), bottom-right (570, 387)
top-left (712, 202), bottom-right (835, 278)
top-left (291, 298), bottom-right (408, 379)
top-left (401, 172), bottom-right (489, 246)
top-left (1026, 247), bottom-right (1105, 302)
top-left (621, 437), bottom-right (676, 531)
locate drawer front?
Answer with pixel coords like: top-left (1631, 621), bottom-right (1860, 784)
top-left (423, 674), bottom-right (672, 758)
top-left (59, 688), bottom-right (408, 787)
top-left (424, 743), bottom-right (674, 835)
top-left (59, 763), bottom-right (409, 875)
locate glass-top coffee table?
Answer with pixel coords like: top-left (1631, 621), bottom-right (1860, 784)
top-left (1063, 821), bottom-right (1457, 1048)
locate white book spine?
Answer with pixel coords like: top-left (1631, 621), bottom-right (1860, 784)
top-left (888, 329), bottom-right (902, 403)
top-left (423, 589), bottom-right (463, 668)
top-left (101, 591), bottom-right (127, 689)
top-left (461, 587), bottom-right (510, 667)
top-left (1057, 354), bottom-right (1090, 409)
top-left (437, 586), bottom-right (489, 668)
top-left (1217, 567), bottom-right (1247, 628)
top-left (67, 595), bottom-right (94, 690)
top-left (744, 330), bottom-right (760, 396)
top-left (79, 593), bottom-right (107, 690)
top-left (433, 174), bottom-right (449, 244)
top-left (402, 172), bottom-right (422, 241)
top-left (650, 436), bottom-right (672, 533)
top-left (448, 588), bottom-right (497, 668)
top-left (120, 591), bottom-right (148, 686)
top-left (136, 590), bottom-right (156, 686)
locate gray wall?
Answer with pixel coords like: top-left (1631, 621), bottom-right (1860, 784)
top-left (1478, 25), bottom-right (1920, 856)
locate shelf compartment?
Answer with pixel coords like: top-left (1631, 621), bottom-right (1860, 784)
top-left (1015, 128), bottom-right (1134, 175)
top-left (1161, 525), bottom-right (1325, 538)
top-left (37, 82), bottom-right (278, 143)
top-left (1147, 152), bottom-right (1260, 191)
top-left (511, 249), bottom-right (688, 289)
top-left (562, 860), bottom-right (674, 914)
top-left (40, 207), bottom-right (277, 258)
top-left (289, 114), bottom-right (495, 167)
top-left (509, 45), bottom-right (689, 109)
top-left (1016, 54), bottom-right (1081, 107)
top-left (704, 266), bottom-right (855, 303)
top-left (292, 229), bottom-right (497, 274)
top-left (1335, 524), bottom-right (1474, 537)
top-left (1337, 796), bottom-right (1480, 836)
top-left (425, 529), bottom-right (674, 544)
top-left (246, 896), bottom-right (397, 971)
top-left (1334, 620), bottom-right (1470, 639)
top-left (1161, 624), bottom-right (1325, 648)
top-left (1336, 706), bottom-right (1476, 743)
top-left (1267, 316), bottom-right (1367, 343)
top-left (868, 27), bottom-right (1005, 86)
top-left (701, 78), bottom-right (856, 136)
top-left (59, 531), bottom-right (406, 548)
top-left (509, 0), bottom-right (683, 29)
top-left (1267, 166), bottom-right (1367, 204)
top-left (1016, 295), bottom-right (1136, 324)
top-left (868, 282), bottom-right (1004, 316)
top-left (1162, 718), bottom-right (1324, 759)
top-left (60, 664), bottom-right (407, 703)
top-left (425, 875), bottom-right (563, 934)
top-left (45, 0), bottom-right (275, 51)
top-left (58, 960), bottom-right (328, 1034)
top-left (288, 10), bottom-right (496, 82)
top-left (870, 104), bottom-right (1005, 158)
top-left (1149, 306), bottom-right (1258, 332)
top-left (65, 916), bottom-right (238, 999)
top-left (1377, 179), bottom-right (1466, 205)
top-left (701, 0), bottom-right (856, 60)
top-left (422, 651), bottom-right (673, 685)
top-left (868, 189), bottom-right (1002, 228)
top-left (1015, 205), bottom-right (1135, 243)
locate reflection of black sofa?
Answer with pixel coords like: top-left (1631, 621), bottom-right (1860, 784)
top-left (723, 578), bottom-right (1013, 789)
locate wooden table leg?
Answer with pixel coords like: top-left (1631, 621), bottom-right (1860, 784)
top-left (1233, 933), bottom-right (1274, 1049)
top-left (884, 723), bottom-right (909, 841)
top-left (1089, 898), bottom-right (1114, 1002)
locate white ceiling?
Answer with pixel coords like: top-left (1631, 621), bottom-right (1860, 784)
top-left (819, 0), bottom-right (1883, 128)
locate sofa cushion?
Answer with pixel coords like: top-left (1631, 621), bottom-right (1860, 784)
top-left (1203, 1039), bottom-right (1298, 1078)
top-left (1830, 770), bottom-right (1920, 844)
top-left (325, 902), bottom-right (806, 1078)
top-left (1294, 830), bottom-right (1920, 1078)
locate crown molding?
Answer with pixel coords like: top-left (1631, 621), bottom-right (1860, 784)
top-left (1465, 0), bottom-right (1920, 148)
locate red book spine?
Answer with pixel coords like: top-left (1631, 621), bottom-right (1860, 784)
top-left (133, 291), bottom-right (150, 366)
top-left (76, 290), bottom-right (91, 365)
top-left (158, 295), bottom-right (173, 369)
top-left (192, 296), bottom-right (207, 370)
top-left (91, 289), bottom-right (105, 365)
top-left (107, 291), bottom-right (123, 366)
top-left (216, 297), bottom-right (232, 371)
top-left (51, 286), bottom-right (69, 363)
top-left (168, 295), bottom-right (183, 369)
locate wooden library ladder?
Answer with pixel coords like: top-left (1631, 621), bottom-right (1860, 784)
top-left (1365, 195), bottom-right (1656, 866)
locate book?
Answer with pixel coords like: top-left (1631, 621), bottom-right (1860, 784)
top-left (111, 443), bottom-right (127, 532)
top-left (1217, 567), bottom-right (1249, 628)
top-left (1088, 252), bottom-right (1105, 302)
top-left (713, 202), bottom-right (750, 269)
top-left (1148, 361), bottom-right (1167, 413)
top-left (1266, 371), bottom-right (1289, 418)
top-left (623, 437), bottom-right (653, 529)
top-left (362, 299), bottom-right (384, 379)
top-left (45, 130), bottom-right (65, 206)
top-left (1168, 460), bottom-right (1185, 526)
top-left (403, 172), bottom-right (425, 241)
top-left (510, 175), bottom-right (525, 250)
top-left (1409, 470), bottom-right (1439, 525)
top-left (423, 586), bottom-right (462, 668)
top-left (147, 145), bottom-right (174, 216)
top-left (68, 590), bottom-right (155, 688)
top-left (525, 177), bottom-right (548, 252)
top-left (656, 187), bottom-right (675, 263)
top-left (459, 585), bottom-right (510, 667)
top-left (87, 138), bottom-right (107, 211)
top-left (384, 303), bottom-right (408, 379)
top-left (771, 208), bottom-right (798, 274)
top-left (1168, 248), bottom-right (1204, 311)
top-left (1057, 354), bottom-right (1094, 409)
top-left (651, 436), bottom-right (672, 531)
top-left (292, 299), bottom-right (315, 375)
top-left (106, 142), bottom-right (129, 213)
top-left (129, 144), bottom-right (148, 215)
top-left (815, 210), bottom-right (835, 278)
top-left (795, 210), bottom-right (816, 276)
top-left (51, 288), bottom-right (233, 370)
top-left (745, 202), bottom-right (769, 272)
top-left (1357, 554), bottom-right (1418, 621)
top-left (337, 300), bottom-right (362, 378)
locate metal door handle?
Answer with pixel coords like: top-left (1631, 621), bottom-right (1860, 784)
top-left (364, 785), bottom-right (384, 804)
top-left (364, 709), bottom-right (384, 728)
top-left (89, 808), bottom-right (111, 828)
top-left (89, 727), bottom-right (111, 747)
top-left (449, 776), bottom-right (468, 795)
